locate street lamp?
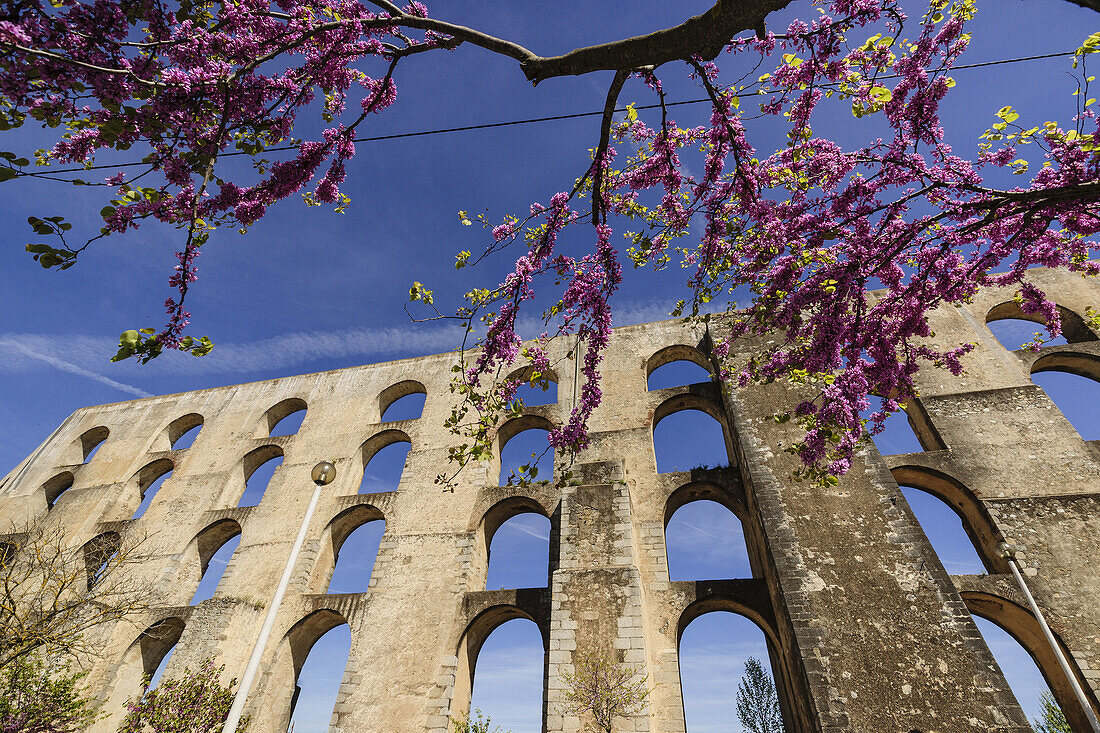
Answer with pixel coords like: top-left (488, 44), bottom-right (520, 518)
top-left (996, 542), bottom-right (1100, 732)
top-left (221, 461), bottom-right (337, 733)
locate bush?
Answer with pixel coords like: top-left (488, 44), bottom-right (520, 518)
top-left (0, 655), bottom-right (99, 733)
top-left (118, 658), bottom-right (248, 733)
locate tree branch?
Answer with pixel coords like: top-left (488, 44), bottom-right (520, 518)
top-left (519, 0), bottom-right (792, 84)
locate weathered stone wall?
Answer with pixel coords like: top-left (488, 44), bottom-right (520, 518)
top-left (2, 266), bottom-right (1099, 732)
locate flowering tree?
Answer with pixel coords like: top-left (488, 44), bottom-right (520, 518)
top-left (449, 708), bottom-right (508, 733)
top-left (561, 651), bottom-right (649, 733)
top-left (118, 658), bottom-right (248, 733)
top-left (0, 655), bottom-right (99, 733)
top-left (2, 0), bottom-right (1100, 480)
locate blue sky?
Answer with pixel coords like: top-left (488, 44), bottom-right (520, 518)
top-left (2, 0), bottom-right (1097, 730)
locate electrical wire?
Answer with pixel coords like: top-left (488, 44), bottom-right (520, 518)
top-left (16, 50), bottom-right (1079, 177)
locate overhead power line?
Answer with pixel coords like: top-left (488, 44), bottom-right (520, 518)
top-left (20, 50), bottom-right (1079, 177)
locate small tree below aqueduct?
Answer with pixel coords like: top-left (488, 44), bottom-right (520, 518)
top-left (562, 652), bottom-right (650, 733)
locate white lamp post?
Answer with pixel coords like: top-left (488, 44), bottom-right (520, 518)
top-left (996, 542), bottom-right (1100, 732)
top-left (221, 461), bottom-right (336, 733)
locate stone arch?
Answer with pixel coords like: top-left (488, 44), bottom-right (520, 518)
top-left (106, 616), bottom-right (186, 717)
top-left (255, 609), bottom-right (350, 732)
top-left (962, 591), bottom-right (1100, 731)
top-left (494, 414), bottom-right (556, 485)
top-left (678, 600), bottom-right (809, 732)
top-left (177, 519), bottom-right (242, 603)
top-left (378, 380), bottom-right (427, 422)
top-left (504, 363), bottom-right (559, 386)
top-left (82, 531), bottom-right (121, 589)
top-left (863, 394), bottom-right (947, 453)
top-left (496, 414), bottom-right (555, 451)
top-left (225, 445), bottom-right (284, 507)
top-left (1031, 350), bottom-right (1100, 383)
top-left (43, 471), bottom-right (74, 509)
top-left (167, 413), bottom-right (203, 449)
top-left (358, 429), bottom-right (412, 492)
top-left (664, 482), bottom-right (754, 582)
top-left (452, 604), bottom-right (545, 724)
top-left (986, 300), bottom-right (1098, 344)
top-left (257, 398), bottom-right (307, 437)
top-left (243, 444), bottom-right (284, 481)
top-left (664, 480), bottom-right (746, 525)
top-left (652, 392), bottom-right (733, 473)
top-left (478, 496), bottom-right (553, 590)
top-left (890, 465), bottom-right (1008, 574)
top-left (77, 425), bottom-right (109, 463)
top-left (504, 363), bottom-right (559, 406)
top-left (652, 391), bottom-right (727, 432)
top-left (309, 503), bottom-right (386, 593)
top-left (645, 344), bottom-right (714, 381)
top-left (127, 458), bottom-right (174, 518)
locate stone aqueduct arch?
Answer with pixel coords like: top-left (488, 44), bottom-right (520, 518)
top-left (2, 266), bottom-right (1100, 731)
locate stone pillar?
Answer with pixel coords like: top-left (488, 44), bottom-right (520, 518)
top-left (547, 466), bottom-right (651, 733)
top-left (723, 378), bottom-right (1032, 731)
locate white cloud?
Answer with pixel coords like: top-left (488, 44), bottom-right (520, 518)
top-left (0, 297), bottom-right (717, 391)
top-left (0, 337), bottom-right (153, 397)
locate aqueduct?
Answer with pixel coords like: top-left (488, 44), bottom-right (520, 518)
top-left (2, 265), bottom-right (1099, 731)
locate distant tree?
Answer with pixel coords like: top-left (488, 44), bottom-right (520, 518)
top-left (0, 654), bottom-right (100, 733)
top-left (1032, 691), bottom-right (1072, 733)
top-left (562, 651), bottom-right (649, 733)
top-left (0, 518), bottom-right (152, 670)
top-left (450, 708), bottom-right (508, 733)
top-left (117, 658), bottom-right (248, 733)
top-left (735, 656), bottom-right (783, 733)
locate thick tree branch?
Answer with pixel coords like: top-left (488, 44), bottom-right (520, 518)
top-left (519, 0), bottom-right (792, 84)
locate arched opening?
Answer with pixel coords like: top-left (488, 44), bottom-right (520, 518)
top-left (989, 319), bottom-right (1071, 350)
top-left (119, 618), bottom-right (186, 700)
top-left (468, 618), bottom-right (545, 732)
top-left (43, 471), bottom-right (74, 509)
top-left (665, 498), bottom-right (751, 581)
top-left (505, 365), bottom-right (558, 407)
top-left (359, 430), bottom-right (412, 493)
top-left (82, 531), bottom-right (120, 589)
top-left (485, 509), bottom-right (551, 590)
top-left (964, 592), bottom-right (1100, 731)
top-left (497, 416), bottom-right (555, 485)
top-left (259, 398), bottom-right (308, 437)
top-left (653, 396), bottom-right (731, 474)
top-left (379, 380), bottom-right (427, 422)
top-left (237, 446), bottom-right (284, 507)
top-left (860, 396), bottom-right (946, 455)
top-left (678, 610), bottom-right (786, 733)
top-left (187, 519), bottom-right (242, 605)
top-left (131, 460), bottom-right (174, 519)
top-left (890, 466), bottom-right (1007, 574)
top-left (321, 505), bottom-right (386, 594)
top-left (288, 623), bottom-right (352, 732)
top-left (261, 609), bottom-right (351, 732)
top-left (168, 413), bottom-right (203, 450)
top-left (900, 487), bottom-right (986, 575)
top-left (78, 426), bottom-right (109, 464)
top-left (1031, 353), bottom-right (1100, 440)
top-left (454, 606), bottom-right (546, 730)
top-left (986, 301), bottom-right (1097, 350)
top-left (646, 345), bottom-right (715, 391)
